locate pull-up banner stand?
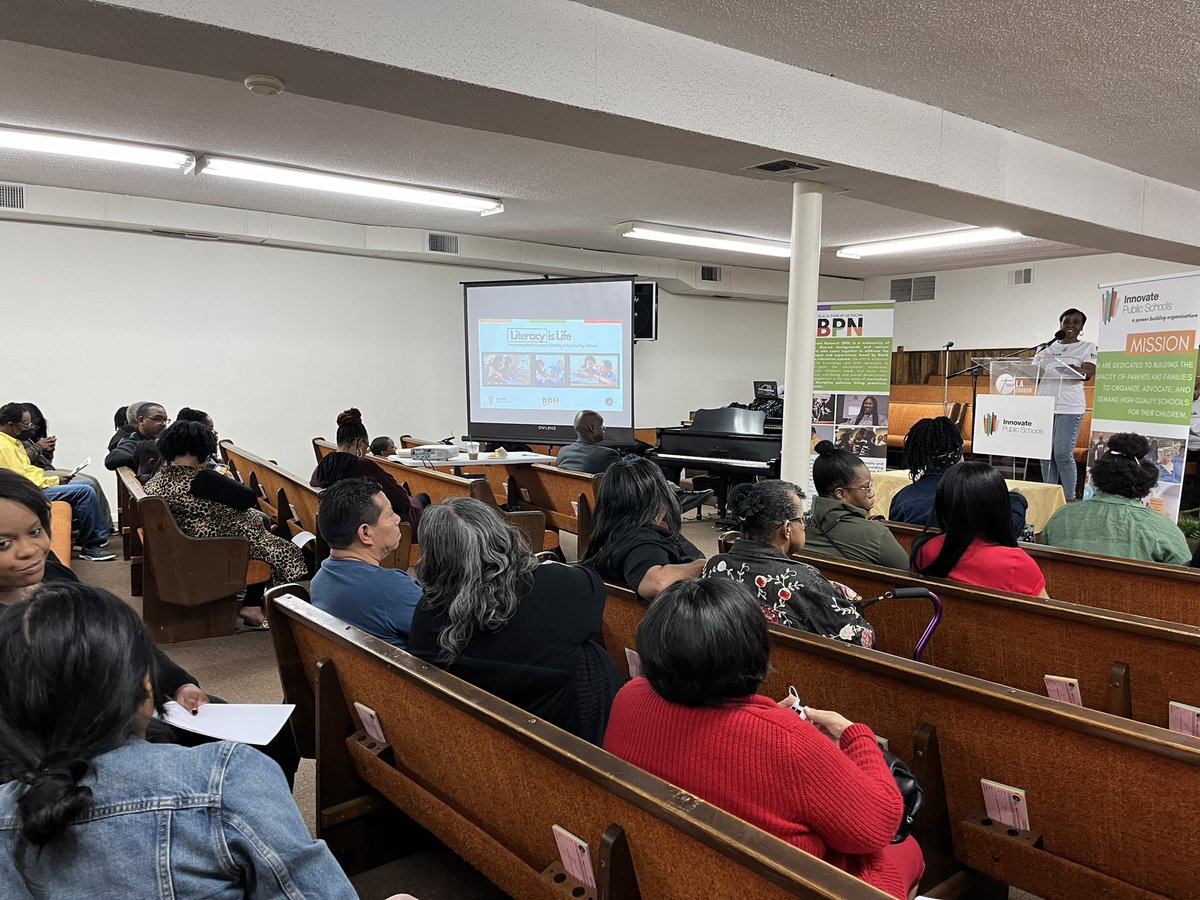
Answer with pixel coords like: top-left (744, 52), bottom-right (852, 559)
top-left (809, 301), bottom-right (895, 492)
top-left (1091, 272), bottom-right (1200, 521)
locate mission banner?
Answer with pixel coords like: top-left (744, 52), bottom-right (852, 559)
top-left (1090, 272), bottom-right (1200, 521)
top-left (810, 302), bottom-right (895, 484)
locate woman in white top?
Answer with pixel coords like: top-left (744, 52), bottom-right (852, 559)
top-left (1033, 308), bottom-right (1097, 498)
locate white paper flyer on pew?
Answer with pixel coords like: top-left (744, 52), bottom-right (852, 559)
top-left (160, 702), bottom-right (294, 745)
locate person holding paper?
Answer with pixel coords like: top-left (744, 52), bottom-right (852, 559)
top-left (0, 582), bottom-right (356, 898)
top-left (0, 403), bottom-right (114, 561)
top-left (604, 579), bottom-right (924, 900)
top-left (1032, 308), bottom-right (1097, 498)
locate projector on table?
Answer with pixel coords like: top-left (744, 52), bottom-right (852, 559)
top-left (412, 445), bottom-right (456, 462)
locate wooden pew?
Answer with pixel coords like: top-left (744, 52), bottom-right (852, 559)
top-left (49, 501), bottom-right (71, 569)
top-left (120, 467), bottom-right (270, 643)
top-left (265, 590), bottom-right (891, 900)
top-left (115, 467), bottom-right (146, 595)
top-left (887, 401), bottom-right (964, 450)
top-left (883, 520), bottom-right (1200, 627)
top-left (314, 438), bottom-right (553, 552)
top-left (222, 441), bottom-right (412, 570)
top-left (485, 463), bottom-right (601, 536)
top-left (599, 583), bottom-right (1200, 899)
top-left (785, 548), bottom-right (1200, 728)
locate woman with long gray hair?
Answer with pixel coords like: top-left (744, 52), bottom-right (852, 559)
top-left (407, 498), bottom-right (623, 745)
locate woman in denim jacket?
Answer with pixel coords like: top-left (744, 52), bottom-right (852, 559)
top-left (0, 582), bottom-right (356, 899)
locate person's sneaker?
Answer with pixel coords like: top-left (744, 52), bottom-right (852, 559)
top-left (79, 546), bottom-right (117, 562)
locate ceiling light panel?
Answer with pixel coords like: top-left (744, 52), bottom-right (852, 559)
top-left (621, 222), bottom-right (790, 258)
top-left (836, 227), bottom-right (1022, 259)
top-left (0, 125), bottom-right (194, 170)
top-left (196, 156), bottom-right (503, 215)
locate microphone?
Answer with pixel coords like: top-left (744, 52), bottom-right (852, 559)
top-left (1038, 330), bottom-right (1066, 350)
top-left (943, 341), bottom-right (955, 349)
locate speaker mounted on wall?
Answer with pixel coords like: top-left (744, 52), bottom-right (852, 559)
top-left (633, 281), bottom-right (658, 341)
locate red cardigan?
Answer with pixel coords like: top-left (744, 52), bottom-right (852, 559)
top-left (603, 678), bottom-right (908, 899)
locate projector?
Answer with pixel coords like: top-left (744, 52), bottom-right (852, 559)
top-left (412, 445), bottom-right (456, 462)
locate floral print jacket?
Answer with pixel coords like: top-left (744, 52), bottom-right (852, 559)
top-left (701, 539), bottom-right (876, 647)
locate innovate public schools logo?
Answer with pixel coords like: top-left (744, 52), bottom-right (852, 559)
top-left (982, 412), bottom-right (998, 436)
top-left (1102, 288), bottom-right (1121, 324)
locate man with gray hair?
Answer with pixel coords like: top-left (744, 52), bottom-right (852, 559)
top-left (310, 477), bottom-right (421, 648)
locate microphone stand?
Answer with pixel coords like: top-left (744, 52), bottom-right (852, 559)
top-left (946, 340), bottom-right (1054, 459)
top-left (941, 341), bottom-right (954, 415)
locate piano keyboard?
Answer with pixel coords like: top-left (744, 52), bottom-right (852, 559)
top-left (653, 453), bottom-right (772, 469)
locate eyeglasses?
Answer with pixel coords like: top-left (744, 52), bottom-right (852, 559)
top-left (848, 481), bottom-right (875, 494)
top-left (143, 416), bottom-right (171, 424)
top-left (786, 514), bottom-right (814, 527)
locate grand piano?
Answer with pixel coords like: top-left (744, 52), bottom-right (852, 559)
top-left (649, 407), bottom-right (783, 524)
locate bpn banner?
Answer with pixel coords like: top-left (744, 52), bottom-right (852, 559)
top-left (810, 301), bottom-right (895, 483)
top-left (1090, 272), bottom-right (1200, 521)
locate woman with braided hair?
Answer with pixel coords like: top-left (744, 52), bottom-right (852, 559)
top-left (1041, 432), bottom-right (1192, 564)
top-left (0, 582), bottom-right (355, 897)
top-left (891, 417), bottom-right (1029, 535)
top-left (701, 480), bottom-right (875, 646)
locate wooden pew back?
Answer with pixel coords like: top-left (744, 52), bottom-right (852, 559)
top-left (49, 501), bottom-right (71, 569)
top-left (884, 519), bottom-right (1200, 626)
top-left (789, 548), bottom-right (1200, 727)
top-left (599, 583), bottom-right (1200, 899)
top-left (267, 592), bottom-right (890, 900)
top-left (485, 463), bottom-right (601, 535)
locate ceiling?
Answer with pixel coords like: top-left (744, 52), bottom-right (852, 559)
top-left (0, 33), bottom-right (1098, 279)
top-left (580, 0), bottom-right (1200, 193)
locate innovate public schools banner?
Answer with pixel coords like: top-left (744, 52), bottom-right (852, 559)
top-left (810, 301), bottom-right (895, 479)
top-left (1090, 273), bottom-right (1200, 521)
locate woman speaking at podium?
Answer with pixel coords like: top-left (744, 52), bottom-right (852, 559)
top-left (1033, 308), bottom-right (1097, 499)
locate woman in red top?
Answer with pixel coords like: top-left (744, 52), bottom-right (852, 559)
top-left (911, 461), bottom-right (1048, 598)
top-left (603, 579), bottom-right (924, 899)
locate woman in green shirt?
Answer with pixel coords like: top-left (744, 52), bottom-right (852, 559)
top-left (1042, 432), bottom-right (1192, 565)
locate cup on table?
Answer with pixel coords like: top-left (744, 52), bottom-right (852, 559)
top-left (468, 441), bottom-right (480, 460)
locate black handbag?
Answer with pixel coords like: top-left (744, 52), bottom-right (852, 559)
top-left (881, 750), bottom-right (923, 843)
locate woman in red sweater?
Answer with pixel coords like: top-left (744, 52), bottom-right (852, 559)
top-left (603, 579), bottom-right (924, 899)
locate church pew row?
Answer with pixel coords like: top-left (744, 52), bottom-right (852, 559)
top-left (599, 582), bottom-right (1200, 900)
top-left (485, 463), bottom-right (602, 536)
top-left (784, 548), bottom-right (1200, 729)
top-left (266, 591), bottom-right (890, 900)
top-left (220, 441), bottom-right (411, 570)
top-left (883, 519), bottom-right (1200, 626)
top-left (116, 467), bottom-right (269, 643)
top-left (313, 438), bottom-right (554, 553)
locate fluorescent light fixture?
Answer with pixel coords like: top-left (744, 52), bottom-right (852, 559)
top-left (0, 125), bottom-right (194, 170)
top-left (195, 156), bottom-right (503, 215)
top-left (836, 227), bottom-right (1023, 259)
top-left (621, 221), bottom-right (790, 258)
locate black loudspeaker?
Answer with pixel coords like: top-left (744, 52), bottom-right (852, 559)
top-left (633, 281), bottom-right (658, 341)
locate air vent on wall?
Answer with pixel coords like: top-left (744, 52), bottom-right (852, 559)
top-left (743, 158), bottom-right (827, 177)
top-left (1006, 267), bottom-right (1033, 286)
top-left (0, 183), bottom-right (25, 210)
top-left (700, 265), bottom-right (723, 283)
top-left (890, 275), bottom-right (936, 303)
top-left (427, 232), bottom-right (459, 254)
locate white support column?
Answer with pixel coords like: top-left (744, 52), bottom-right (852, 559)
top-left (779, 181), bottom-right (823, 486)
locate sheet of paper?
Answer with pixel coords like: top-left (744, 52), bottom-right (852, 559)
top-left (624, 647), bottom-right (642, 679)
top-left (291, 530), bottom-right (316, 548)
top-left (160, 701), bottom-right (294, 745)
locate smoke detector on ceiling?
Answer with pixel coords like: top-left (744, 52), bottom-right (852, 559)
top-left (244, 75), bottom-right (285, 96)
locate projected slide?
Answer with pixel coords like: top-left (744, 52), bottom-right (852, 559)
top-left (465, 277), bottom-right (635, 443)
